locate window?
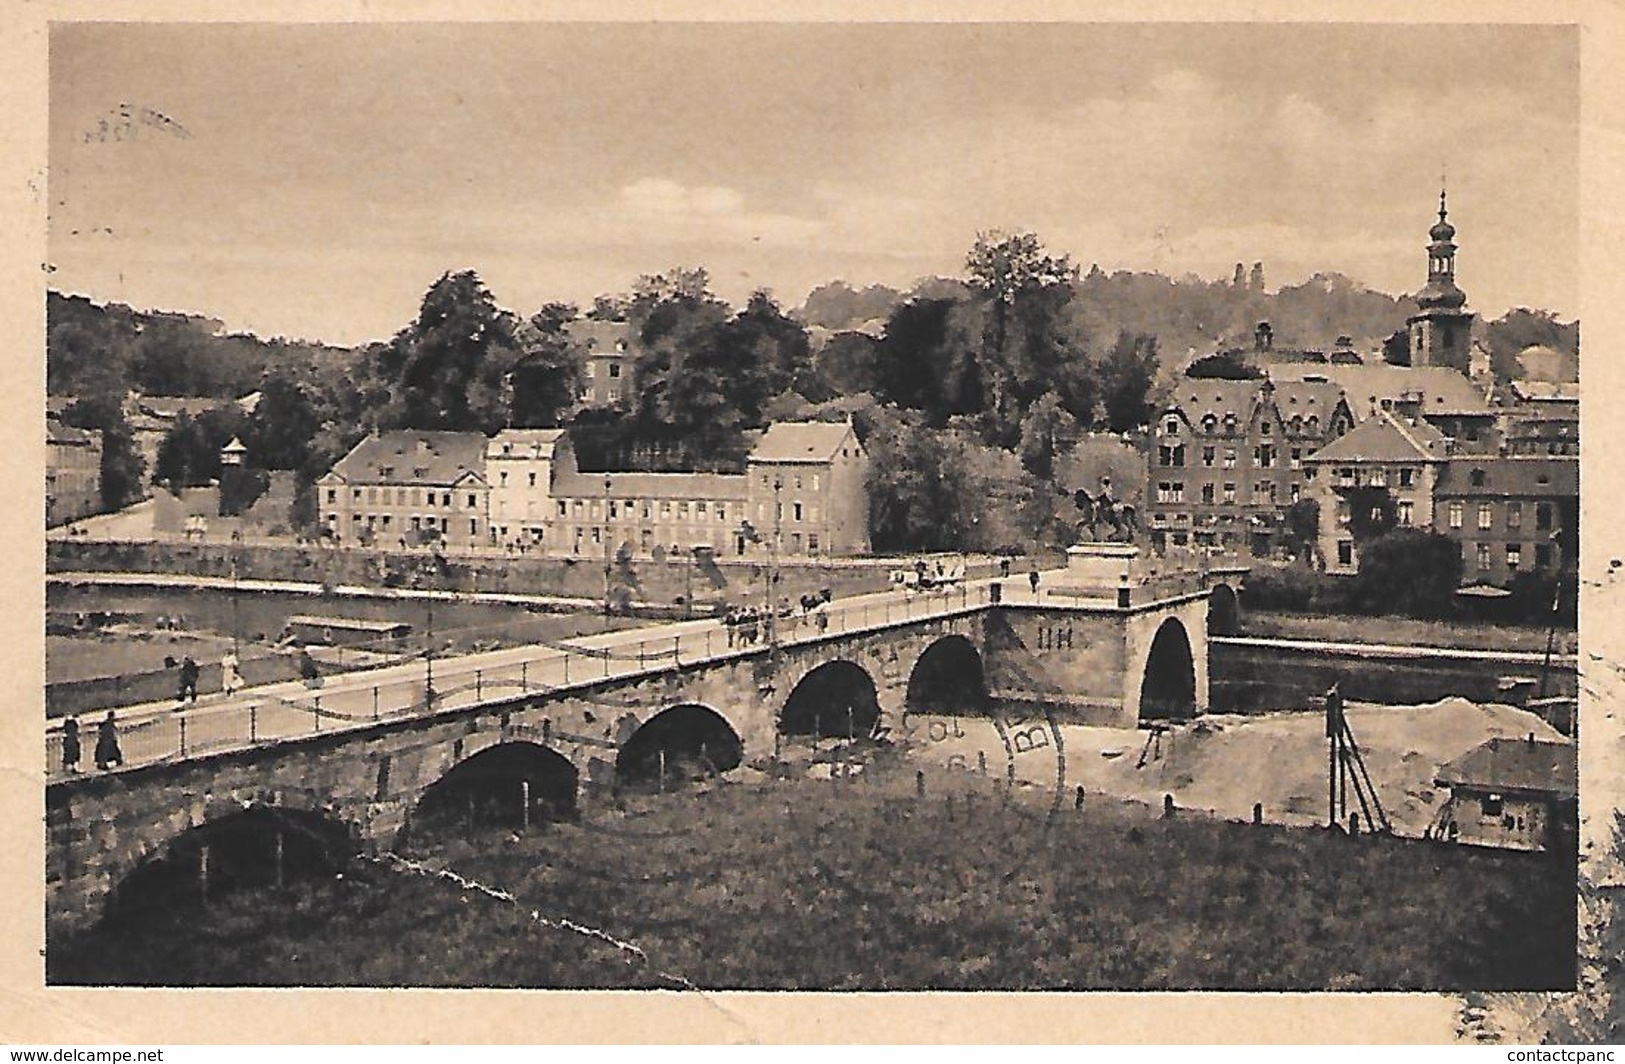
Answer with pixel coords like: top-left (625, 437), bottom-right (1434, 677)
top-left (381, 515), bottom-right (391, 528)
top-left (1289, 448), bottom-right (1301, 470)
top-left (1307, 415), bottom-right (1320, 435)
top-left (1255, 445), bottom-right (1277, 468)
top-left (1201, 414), bottom-right (1217, 434)
top-left (1222, 482), bottom-right (1236, 504)
top-left (1448, 501), bottom-right (1463, 529)
top-left (1223, 448), bottom-right (1237, 469)
top-left (1289, 482), bottom-right (1301, 503)
top-left (1337, 541), bottom-right (1353, 566)
top-left (1470, 468), bottom-right (1487, 488)
top-left (1156, 482), bottom-right (1185, 504)
top-left (608, 387), bottom-right (621, 401)
top-left (677, 502), bottom-right (689, 518)
top-left (1481, 794), bottom-right (1503, 818)
top-left (608, 501), bottom-right (618, 519)
top-left (794, 476), bottom-right (803, 490)
top-left (469, 519), bottom-right (478, 536)
top-left (716, 503), bottom-right (727, 521)
top-left (557, 501), bottom-right (568, 517)
top-left (1399, 467), bottom-right (1414, 488)
top-left (1223, 414), bottom-right (1237, 435)
top-left (1201, 446), bottom-right (1216, 467)
top-left (1507, 502), bottom-right (1522, 529)
top-left (812, 474), bottom-right (820, 490)
top-left (499, 472), bottom-right (508, 487)
top-left (793, 502), bottom-right (804, 521)
top-left (1159, 445), bottom-right (1185, 467)
top-left (528, 472), bottom-right (537, 488)
top-left (1536, 503), bottom-right (1553, 531)
top-left (1535, 543), bottom-right (1553, 569)
top-left (379, 466), bottom-right (395, 479)
top-left (1201, 484), bottom-right (1215, 504)
top-left (1260, 420), bottom-right (1272, 436)
top-left (791, 533), bottom-right (803, 551)
top-left (1477, 503), bottom-right (1493, 530)
top-left (608, 363), bottom-right (621, 378)
top-left (1398, 500), bottom-right (1414, 526)
top-left (423, 515), bottom-right (436, 529)
top-left (1477, 543), bottom-right (1492, 571)
top-left (697, 501), bottom-right (707, 514)
top-left (1164, 417), bottom-right (1180, 436)
top-left (1506, 543), bottom-right (1522, 570)
top-left (592, 527), bottom-right (601, 544)
top-left (808, 533), bottom-right (820, 553)
top-left (1289, 415), bottom-right (1303, 434)
top-left (1253, 481), bottom-right (1275, 505)
top-left (442, 493), bottom-right (451, 506)
top-left (326, 488), bottom-right (337, 503)
top-left (584, 362), bottom-right (596, 379)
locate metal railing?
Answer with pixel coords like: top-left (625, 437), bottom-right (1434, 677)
top-left (46, 581), bottom-right (993, 782)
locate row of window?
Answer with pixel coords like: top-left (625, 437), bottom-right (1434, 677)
top-left (1444, 500), bottom-right (1554, 532)
top-left (1158, 444), bottom-right (1303, 470)
top-left (583, 362), bottom-right (624, 379)
top-left (1325, 466), bottom-right (1418, 489)
top-left (542, 497), bottom-right (829, 525)
top-left (329, 487), bottom-right (481, 508)
top-left (328, 512), bottom-right (481, 536)
top-left (1334, 540), bottom-right (1554, 572)
top-left (1163, 414), bottom-right (1326, 438)
top-left (1156, 481), bottom-right (1304, 505)
top-left (555, 525), bottom-right (824, 554)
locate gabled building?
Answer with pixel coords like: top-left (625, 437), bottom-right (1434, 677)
top-left (486, 428), bottom-right (570, 547)
top-left (1433, 736), bottom-right (1577, 852)
top-left (46, 416), bottom-right (102, 527)
top-left (1147, 377), bottom-right (1354, 555)
top-left (1300, 409), bottom-right (1451, 575)
top-left (745, 420), bottom-right (871, 557)
top-left (317, 430), bottom-right (491, 549)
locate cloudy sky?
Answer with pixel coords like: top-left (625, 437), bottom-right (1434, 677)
top-left (48, 22), bottom-right (1577, 346)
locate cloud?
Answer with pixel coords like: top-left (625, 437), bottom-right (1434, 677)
top-left (618, 178), bottom-right (745, 217)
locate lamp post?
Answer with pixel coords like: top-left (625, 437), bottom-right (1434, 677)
top-left (770, 475), bottom-right (783, 645)
top-left (229, 530), bottom-right (242, 656)
top-left (602, 475), bottom-right (614, 631)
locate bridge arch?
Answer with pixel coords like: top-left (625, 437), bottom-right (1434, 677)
top-left (1208, 583), bottom-right (1241, 636)
top-left (615, 703), bottom-right (743, 790)
top-left (1139, 617), bottom-right (1197, 721)
top-left (905, 634), bottom-right (991, 716)
top-left (779, 659), bottom-right (880, 740)
top-left (414, 740), bottom-right (578, 833)
top-left (103, 804), bottom-right (354, 927)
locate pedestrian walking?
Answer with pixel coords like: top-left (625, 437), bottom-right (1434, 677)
top-left (1000, 557), bottom-right (1012, 578)
top-left (61, 716), bottom-right (81, 773)
top-left (94, 710), bottom-right (122, 771)
top-left (298, 647), bottom-right (322, 688)
top-left (1028, 570), bottom-right (1041, 595)
top-left (220, 649), bottom-right (244, 697)
top-left (177, 655), bottom-right (200, 705)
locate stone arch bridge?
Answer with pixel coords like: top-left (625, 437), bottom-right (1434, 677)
top-left (47, 547), bottom-right (1228, 934)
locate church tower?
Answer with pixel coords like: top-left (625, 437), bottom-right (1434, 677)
top-left (1405, 188), bottom-right (1474, 371)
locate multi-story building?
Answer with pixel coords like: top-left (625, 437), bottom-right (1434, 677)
top-left (414, 419), bottom-right (871, 559)
top-left (1146, 377), bottom-right (1355, 555)
top-left (317, 431), bottom-right (491, 549)
top-left (742, 420), bottom-right (871, 558)
top-left (568, 320), bottom-right (633, 410)
top-left (46, 416), bottom-right (102, 527)
top-left (1301, 410), bottom-right (1451, 575)
top-left (1434, 456), bottom-right (1578, 586)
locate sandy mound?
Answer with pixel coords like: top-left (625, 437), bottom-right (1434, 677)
top-left (907, 698), bottom-right (1568, 836)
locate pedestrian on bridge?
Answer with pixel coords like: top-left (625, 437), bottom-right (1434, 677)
top-left (177, 656), bottom-right (200, 705)
top-left (1028, 570), bottom-right (1041, 596)
top-left (61, 716), bottom-right (81, 773)
top-left (220, 649), bottom-right (244, 697)
top-left (94, 711), bottom-right (122, 771)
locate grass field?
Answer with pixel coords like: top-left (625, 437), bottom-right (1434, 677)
top-left (1241, 610), bottom-right (1578, 655)
top-left (48, 754), bottom-right (1575, 991)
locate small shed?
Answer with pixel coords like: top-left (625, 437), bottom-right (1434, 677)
top-left (1433, 735), bottom-right (1577, 852)
top-left (284, 615), bottom-right (414, 649)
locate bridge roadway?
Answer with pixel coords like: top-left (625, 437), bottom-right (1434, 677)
top-left (46, 574), bottom-right (1051, 782)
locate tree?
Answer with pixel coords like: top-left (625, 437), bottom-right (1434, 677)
top-left (1018, 391), bottom-right (1078, 479)
top-left (1350, 528), bottom-right (1462, 618)
top-left (1343, 485), bottom-right (1398, 543)
top-left (241, 370), bottom-right (320, 473)
top-left (370, 271), bottom-right (524, 433)
top-left (1185, 350), bottom-right (1262, 380)
top-left (1281, 498), bottom-right (1320, 565)
top-left (508, 303), bottom-right (584, 428)
top-left (1098, 333), bottom-right (1160, 433)
top-left (154, 405), bottom-right (245, 488)
top-left (59, 396), bottom-right (144, 510)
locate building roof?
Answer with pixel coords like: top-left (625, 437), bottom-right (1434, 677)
top-left (1169, 378), bottom-right (1350, 431)
top-left (749, 420), bottom-right (857, 464)
top-left (487, 428), bottom-right (568, 460)
top-left (567, 319), bottom-right (632, 354)
top-left (1435, 456), bottom-right (1579, 498)
top-left (327, 431), bottom-right (490, 487)
top-left (1509, 380), bottom-right (1580, 404)
top-left (1268, 364), bottom-right (1489, 420)
top-left (1435, 737), bottom-right (1576, 799)
top-left (47, 420), bottom-right (98, 447)
top-left (1304, 410), bottom-right (1448, 464)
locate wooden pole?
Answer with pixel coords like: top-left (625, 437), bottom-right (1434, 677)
top-left (521, 780), bottom-right (531, 832)
top-left (658, 748), bottom-right (667, 794)
top-left (199, 844), bottom-right (210, 903)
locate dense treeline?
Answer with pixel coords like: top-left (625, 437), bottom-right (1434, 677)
top-left (47, 232), bottom-right (1580, 551)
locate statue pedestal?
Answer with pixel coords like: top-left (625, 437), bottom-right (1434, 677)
top-left (1054, 542), bottom-right (1141, 601)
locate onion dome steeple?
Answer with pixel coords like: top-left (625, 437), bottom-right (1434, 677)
top-left (1416, 186), bottom-right (1466, 311)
